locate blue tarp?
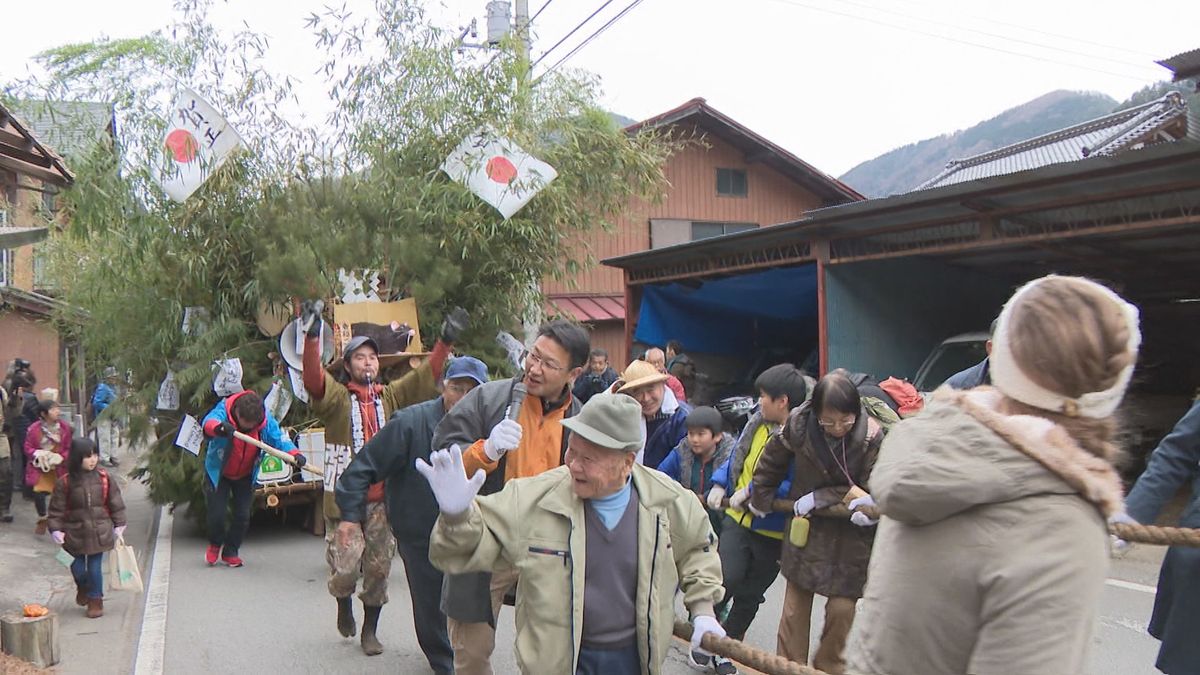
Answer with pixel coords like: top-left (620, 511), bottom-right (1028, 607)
top-left (634, 265), bottom-right (819, 356)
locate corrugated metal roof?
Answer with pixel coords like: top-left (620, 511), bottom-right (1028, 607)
top-left (8, 100), bottom-right (114, 159)
top-left (1157, 48), bottom-right (1200, 82)
top-left (918, 93), bottom-right (1189, 190)
top-left (545, 295), bottom-right (625, 322)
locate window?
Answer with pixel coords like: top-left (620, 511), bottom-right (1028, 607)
top-left (716, 168), bottom-right (748, 197)
top-left (691, 221), bottom-right (757, 241)
top-left (33, 245), bottom-right (53, 291)
top-left (0, 249), bottom-right (13, 286)
top-left (42, 190), bottom-right (57, 215)
top-left (1, 170), bottom-right (17, 209)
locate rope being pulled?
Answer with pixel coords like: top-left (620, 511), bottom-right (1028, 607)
top-left (1110, 522), bottom-right (1200, 547)
top-left (723, 499), bottom-right (1200, 546)
top-left (673, 619), bottom-right (828, 675)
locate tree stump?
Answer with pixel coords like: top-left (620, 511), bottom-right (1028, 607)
top-left (0, 611), bottom-right (59, 668)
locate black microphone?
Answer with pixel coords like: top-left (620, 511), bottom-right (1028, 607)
top-left (506, 382), bottom-right (527, 422)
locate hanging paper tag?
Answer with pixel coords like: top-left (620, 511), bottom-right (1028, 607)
top-left (181, 306), bottom-right (210, 336)
top-left (288, 367), bottom-right (310, 404)
top-left (264, 380), bottom-right (293, 421)
top-left (174, 415), bottom-right (204, 456)
top-left (212, 358), bottom-right (243, 397)
top-left (157, 371), bottom-right (180, 411)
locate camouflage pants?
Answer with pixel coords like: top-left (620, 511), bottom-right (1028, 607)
top-left (326, 501), bottom-right (395, 606)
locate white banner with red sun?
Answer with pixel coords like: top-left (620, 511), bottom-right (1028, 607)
top-left (154, 87), bottom-right (243, 202)
top-left (441, 130), bottom-right (558, 220)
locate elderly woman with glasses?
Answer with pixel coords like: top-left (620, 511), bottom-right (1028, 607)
top-left (749, 369), bottom-right (885, 675)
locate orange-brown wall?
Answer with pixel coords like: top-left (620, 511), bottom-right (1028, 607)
top-left (585, 322), bottom-right (627, 371)
top-left (0, 310), bottom-right (61, 394)
top-left (543, 123), bottom-right (825, 297)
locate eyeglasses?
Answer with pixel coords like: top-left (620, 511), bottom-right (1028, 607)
top-left (817, 416), bottom-right (857, 430)
top-left (522, 349), bottom-right (566, 373)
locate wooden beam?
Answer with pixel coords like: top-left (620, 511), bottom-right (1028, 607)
top-left (0, 227), bottom-right (50, 248)
top-left (0, 141), bottom-right (54, 169)
top-left (0, 127), bottom-right (35, 152)
top-left (0, 153), bottom-right (69, 186)
top-left (828, 213), bottom-right (1200, 265)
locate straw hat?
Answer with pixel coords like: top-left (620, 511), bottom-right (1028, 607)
top-left (616, 360), bottom-right (669, 393)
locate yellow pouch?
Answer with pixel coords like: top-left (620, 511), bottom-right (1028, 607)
top-left (789, 516), bottom-right (810, 548)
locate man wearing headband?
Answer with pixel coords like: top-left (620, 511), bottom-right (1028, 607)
top-left (301, 303), bottom-right (468, 656)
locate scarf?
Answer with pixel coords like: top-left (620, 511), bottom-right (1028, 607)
top-left (347, 381), bottom-right (386, 454)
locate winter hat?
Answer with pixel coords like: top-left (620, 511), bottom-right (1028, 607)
top-left (561, 393), bottom-right (644, 453)
top-left (685, 406), bottom-right (723, 435)
top-left (989, 275), bottom-right (1140, 418)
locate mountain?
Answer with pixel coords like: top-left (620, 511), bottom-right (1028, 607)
top-left (839, 90), bottom-right (1119, 198)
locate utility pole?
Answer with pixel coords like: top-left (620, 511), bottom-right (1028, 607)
top-left (514, 0), bottom-right (532, 62)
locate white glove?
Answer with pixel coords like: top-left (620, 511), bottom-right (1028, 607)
top-left (114, 525), bottom-right (126, 540)
top-left (483, 419), bottom-right (523, 461)
top-left (415, 445), bottom-right (487, 518)
top-left (1108, 511), bottom-right (1137, 557)
top-left (51, 530), bottom-right (65, 545)
top-left (793, 492), bottom-right (816, 517)
top-left (690, 615), bottom-right (726, 655)
top-left (847, 493), bottom-right (876, 512)
top-left (706, 485), bottom-right (727, 510)
top-left (850, 511), bottom-right (878, 527)
top-left (729, 487), bottom-right (751, 509)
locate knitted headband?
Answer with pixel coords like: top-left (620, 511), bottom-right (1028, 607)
top-left (989, 275), bottom-right (1141, 419)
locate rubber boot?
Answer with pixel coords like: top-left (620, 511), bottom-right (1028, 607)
top-left (86, 597), bottom-right (103, 619)
top-left (360, 605), bottom-right (383, 656)
top-left (336, 596), bottom-right (357, 637)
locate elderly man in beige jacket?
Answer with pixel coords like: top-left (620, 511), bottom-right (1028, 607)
top-left (420, 393), bottom-right (726, 675)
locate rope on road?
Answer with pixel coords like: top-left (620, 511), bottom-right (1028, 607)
top-left (673, 619), bottom-right (828, 675)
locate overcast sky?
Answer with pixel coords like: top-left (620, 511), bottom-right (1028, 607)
top-left (1, 0), bottom-right (1195, 177)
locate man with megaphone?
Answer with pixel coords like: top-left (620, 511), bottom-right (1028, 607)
top-left (300, 300), bottom-right (468, 656)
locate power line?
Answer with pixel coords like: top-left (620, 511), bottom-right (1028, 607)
top-left (529, 0), bottom-right (555, 24)
top-left (761, 0), bottom-right (1163, 83)
top-left (858, 0), bottom-right (1161, 60)
top-left (541, 0), bottom-right (646, 76)
top-left (531, 1), bottom-right (616, 68)
top-left (817, 0), bottom-right (1157, 72)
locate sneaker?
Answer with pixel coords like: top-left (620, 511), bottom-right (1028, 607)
top-left (106, 458), bottom-right (120, 467)
top-left (221, 553), bottom-right (243, 568)
top-left (712, 655), bottom-right (738, 675)
top-left (205, 544), bottom-right (221, 566)
top-left (0, 512), bottom-right (13, 523)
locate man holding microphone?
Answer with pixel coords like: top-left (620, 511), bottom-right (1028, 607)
top-left (432, 319), bottom-right (590, 675)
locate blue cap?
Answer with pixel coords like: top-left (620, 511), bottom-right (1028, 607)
top-left (445, 356), bottom-right (489, 385)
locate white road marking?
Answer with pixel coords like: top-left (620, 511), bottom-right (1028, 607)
top-left (1105, 578), bottom-right (1157, 595)
top-left (134, 507), bottom-right (174, 675)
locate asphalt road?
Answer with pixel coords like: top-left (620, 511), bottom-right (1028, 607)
top-left (150, 510), bottom-right (1168, 675)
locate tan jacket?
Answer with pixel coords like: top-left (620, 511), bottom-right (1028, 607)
top-left (847, 388), bottom-right (1125, 675)
top-left (430, 464), bottom-right (724, 675)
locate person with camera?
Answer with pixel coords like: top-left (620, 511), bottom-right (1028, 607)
top-left (572, 348), bottom-right (619, 405)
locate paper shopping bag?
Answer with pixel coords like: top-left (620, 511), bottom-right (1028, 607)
top-left (105, 536), bottom-right (144, 593)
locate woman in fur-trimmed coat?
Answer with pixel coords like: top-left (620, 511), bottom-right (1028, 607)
top-left (847, 275), bottom-right (1142, 675)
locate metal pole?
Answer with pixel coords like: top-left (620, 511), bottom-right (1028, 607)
top-left (514, 0), bottom-right (531, 61)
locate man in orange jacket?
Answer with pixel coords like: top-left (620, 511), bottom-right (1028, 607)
top-left (431, 319), bottom-right (589, 675)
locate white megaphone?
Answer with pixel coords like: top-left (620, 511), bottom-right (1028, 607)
top-left (279, 318), bottom-right (335, 372)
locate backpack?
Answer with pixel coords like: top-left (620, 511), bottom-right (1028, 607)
top-left (63, 469), bottom-right (110, 513)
